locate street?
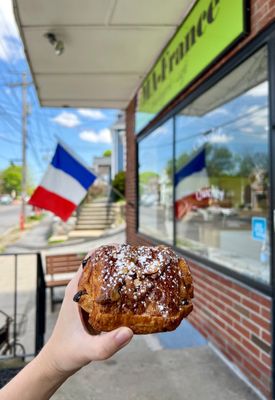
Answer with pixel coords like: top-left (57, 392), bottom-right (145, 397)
top-left (0, 204), bottom-right (32, 236)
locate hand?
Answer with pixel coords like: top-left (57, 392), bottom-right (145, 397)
top-left (41, 263), bottom-right (133, 375)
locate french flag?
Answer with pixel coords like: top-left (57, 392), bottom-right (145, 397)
top-left (29, 143), bottom-right (96, 221)
top-left (175, 147), bottom-right (209, 219)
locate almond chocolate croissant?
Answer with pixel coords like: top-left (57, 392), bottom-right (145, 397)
top-left (74, 244), bottom-right (193, 334)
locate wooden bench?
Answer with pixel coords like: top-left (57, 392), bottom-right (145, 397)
top-left (45, 253), bottom-right (85, 312)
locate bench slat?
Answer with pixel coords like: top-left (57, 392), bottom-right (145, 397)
top-left (46, 254), bottom-right (83, 274)
top-left (48, 267), bottom-right (79, 274)
top-left (46, 262), bottom-right (80, 271)
top-left (46, 279), bottom-right (71, 288)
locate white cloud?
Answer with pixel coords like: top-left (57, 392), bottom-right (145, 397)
top-left (208, 132), bottom-right (233, 144)
top-left (0, 0), bottom-right (23, 61)
top-left (247, 82), bottom-right (268, 97)
top-left (241, 126), bottom-right (254, 133)
top-left (52, 112), bottom-right (80, 128)
top-left (79, 129), bottom-right (111, 144)
top-left (77, 109), bottom-right (106, 120)
top-left (208, 107), bottom-right (230, 117)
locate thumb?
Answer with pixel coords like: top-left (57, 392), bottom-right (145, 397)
top-left (89, 327), bottom-right (133, 361)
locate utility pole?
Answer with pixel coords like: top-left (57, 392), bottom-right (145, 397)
top-left (20, 72), bottom-right (28, 231)
top-left (8, 74), bottom-right (32, 231)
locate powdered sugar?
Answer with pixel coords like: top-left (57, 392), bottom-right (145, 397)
top-left (94, 244), bottom-right (185, 316)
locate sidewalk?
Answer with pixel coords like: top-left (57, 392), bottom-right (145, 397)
top-left (1, 223), bottom-right (262, 399)
top-left (46, 303), bottom-right (259, 400)
top-left (43, 233), bottom-right (260, 400)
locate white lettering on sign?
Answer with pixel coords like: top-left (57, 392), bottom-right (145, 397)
top-left (195, 185), bottom-right (224, 201)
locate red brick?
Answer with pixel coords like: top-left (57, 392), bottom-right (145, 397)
top-left (251, 314), bottom-right (271, 331)
top-left (232, 321), bottom-right (250, 339)
top-left (262, 330), bottom-right (272, 345)
top-left (261, 307), bottom-right (271, 321)
top-left (226, 344), bottom-right (243, 364)
top-left (245, 352), bottom-right (271, 377)
top-left (219, 293), bottom-right (233, 307)
top-left (212, 297), bottom-right (226, 311)
top-left (242, 298), bottom-right (260, 313)
top-left (242, 318), bottom-right (260, 336)
top-left (261, 353), bottom-right (272, 368)
top-left (226, 307), bottom-right (241, 322)
top-left (234, 304), bottom-right (250, 318)
top-left (224, 288), bottom-right (241, 302)
top-left (243, 359), bottom-right (261, 379)
top-left (220, 313), bottom-right (233, 327)
top-left (241, 338), bottom-right (260, 357)
top-left (231, 283), bottom-right (250, 298)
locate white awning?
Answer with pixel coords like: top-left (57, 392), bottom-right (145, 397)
top-left (13, 0), bottom-right (195, 109)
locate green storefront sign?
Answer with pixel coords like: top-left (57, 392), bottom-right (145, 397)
top-left (136, 0), bottom-right (248, 131)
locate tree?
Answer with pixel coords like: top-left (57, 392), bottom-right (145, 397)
top-left (103, 149), bottom-right (112, 157)
top-left (207, 146), bottom-right (235, 177)
top-left (238, 153), bottom-right (268, 177)
top-left (0, 165), bottom-right (22, 194)
top-left (112, 171), bottom-right (125, 201)
top-left (139, 171), bottom-right (159, 185)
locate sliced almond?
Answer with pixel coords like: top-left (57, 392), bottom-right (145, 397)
top-left (134, 278), bottom-right (141, 287)
top-left (144, 263), bottom-right (159, 275)
top-left (95, 292), bottom-right (111, 304)
top-left (110, 287), bottom-right (120, 301)
top-left (180, 284), bottom-right (187, 298)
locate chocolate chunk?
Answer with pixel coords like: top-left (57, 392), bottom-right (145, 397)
top-left (82, 257), bottom-right (90, 268)
top-left (73, 290), bottom-right (87, 302)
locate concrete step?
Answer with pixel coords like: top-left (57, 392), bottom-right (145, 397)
top-left (81, 208), bottom-right (113, 212)
top-left (78, 216), bottom-right (115, 221)
top-left (76, 220), bottom-right (113, 225)
top-left (76, 221), bottom-right (112, 228)
top-left (79, 214), bottom-right (115, 219)
top-left (75, 225), bottom-right (112, 230)
top-left (79, 208), bottom-right (115, 215)
top-left (76, 220), bottom-right (112, 226)
top-left (82, 203), bottom-right (113, 208)
top-left (77, 218), bottom-right (114, 224)
top-left (68, 230), bottom-right (104, 238)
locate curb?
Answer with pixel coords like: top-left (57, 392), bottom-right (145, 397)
top-left (6, 225), bottom-right (126, 251)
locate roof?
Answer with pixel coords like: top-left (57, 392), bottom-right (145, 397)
top-left (13, 0), bottom-right (195, 109)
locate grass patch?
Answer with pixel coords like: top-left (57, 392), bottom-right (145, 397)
top-left (26, 214), bottom-right (44, 222)
top-left (48, 240), bottom-right (65, 245)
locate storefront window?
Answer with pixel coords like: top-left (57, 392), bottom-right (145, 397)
top-left (175, 46), bottom-right (270, 284)
top-left (138, 120), bottom-right (173, 243)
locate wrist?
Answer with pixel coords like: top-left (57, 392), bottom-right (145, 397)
top-left (37, 343), bottom-right (75, 381)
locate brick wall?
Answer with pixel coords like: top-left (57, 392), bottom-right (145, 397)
top-left (188, 261), bottom-right (272, 398)
top-left (124, 234), bottom-right (273, 397)
top-left (125, 2), bottom-right (275, 398)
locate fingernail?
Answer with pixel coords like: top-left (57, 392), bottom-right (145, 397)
top-left (114, 328), bottom-right (133, 347)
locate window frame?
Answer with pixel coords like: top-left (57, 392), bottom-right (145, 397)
top-left (136, 23), bottom-right (275, 295)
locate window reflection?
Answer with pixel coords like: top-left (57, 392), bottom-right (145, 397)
top-left (175, 47), bottom-right (270, 284)
top-left (138, 120), bottom-right (173, 243)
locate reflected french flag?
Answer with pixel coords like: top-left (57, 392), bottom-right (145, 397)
top-left (175, 147), bottom-right (209, 219)
top-left (29, 143), bottom-right (96, 221)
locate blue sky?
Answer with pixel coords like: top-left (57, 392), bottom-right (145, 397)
top-left (139, 80), bottom-right (269, 175)
top-left (0, 1), bottom-right (118, 185)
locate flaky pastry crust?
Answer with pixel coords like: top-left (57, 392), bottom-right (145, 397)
top-left (74, 245), bottom-right (193, 334)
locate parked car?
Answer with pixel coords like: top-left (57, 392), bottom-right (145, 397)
top-left (0, 194), bottom-right (13, 205)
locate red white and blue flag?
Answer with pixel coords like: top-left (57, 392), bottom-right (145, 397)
top-left (175, 147), bottom-right (209, 219)
top-left (29, 143), bottom-right (96, 221)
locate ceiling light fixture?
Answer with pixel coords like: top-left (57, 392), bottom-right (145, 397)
top-left (44, 32), bottom-right (64, 56)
